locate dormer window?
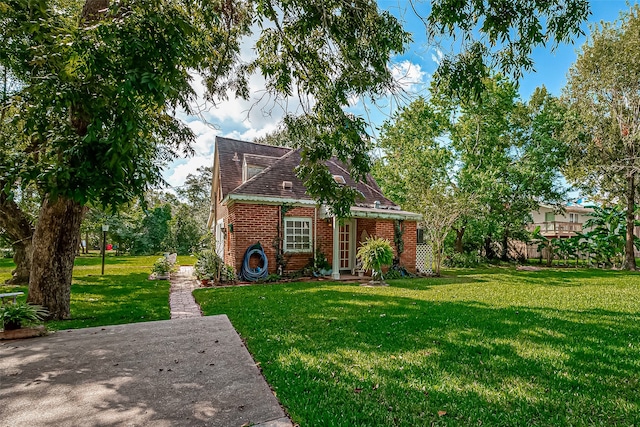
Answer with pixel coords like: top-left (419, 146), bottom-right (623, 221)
top-left (242, 157), bottom-right (265, 182)
top-left (333, 175), bottom-right (346, 185)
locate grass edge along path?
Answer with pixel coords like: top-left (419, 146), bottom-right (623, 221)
top-left (0, 255), bottom-right (193, 330)
top-left (194, 268), bottom-right (640, 426)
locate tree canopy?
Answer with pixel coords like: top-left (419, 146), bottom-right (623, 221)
top-left (374, 77), bottom-right (568, 260)
top-left (563, 4), bottom-right (640, 269)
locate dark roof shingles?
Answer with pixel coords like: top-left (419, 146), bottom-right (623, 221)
top-left (217, 136), bottom-right (398, 208)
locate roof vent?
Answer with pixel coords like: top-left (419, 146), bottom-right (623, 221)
top-left (282, 181), bottom-right (293, 190)
top-left (333, 175), bottom-right (346, 185)
top-left (374, 200), bottom-right (380, 209)
top-left (232, 152), bottom-right (239, 162)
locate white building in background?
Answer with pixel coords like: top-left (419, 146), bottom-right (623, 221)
top-left (527, 203), bottom-right (594, 239)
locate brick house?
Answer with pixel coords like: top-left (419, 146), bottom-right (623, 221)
top-left (207, 137), bottom-right (421, 279)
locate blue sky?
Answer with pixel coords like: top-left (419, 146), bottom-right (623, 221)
top-left (163, 0), bottom-right (638, 189)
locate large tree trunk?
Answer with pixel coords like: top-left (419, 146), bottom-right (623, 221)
top-left (27, 195), bottom-right (84, 320)
top-left (500, 230), bottom-right (509, 261)
top-left (0, 192), bottom-right (34, 284)
top-left (484, 236), bottom-right (496, 260)
top-left (623, 173), bottom-right (636, 270)
top-left (454, 225), bottom-right (465, 253)
top-left (9, 240), bottom-right (32, 284)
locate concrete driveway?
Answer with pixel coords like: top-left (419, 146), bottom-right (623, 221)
top-left (0, 316), bottom-right (291, 427)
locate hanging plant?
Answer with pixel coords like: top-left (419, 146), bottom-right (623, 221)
top-left (357, 237), bottom-right (394, 284)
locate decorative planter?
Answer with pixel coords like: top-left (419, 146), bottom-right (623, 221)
top-left (0, 325), bottom-right (46, 340)
top-left (3, 320), bottom-right (20, 330)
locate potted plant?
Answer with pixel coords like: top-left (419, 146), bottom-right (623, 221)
top-left (356, 237), bottom-right (394, 285)
top-left (151, 257), bottom-right (172, 280)
top-left (0, 301), bottom-right (48, 330)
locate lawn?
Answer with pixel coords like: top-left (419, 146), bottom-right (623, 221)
top-left (0, 254), bottom-right (194, 330)
top-left (194, 268), bottom-right (640, 426)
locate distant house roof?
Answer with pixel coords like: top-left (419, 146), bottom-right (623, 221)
top-left (216, 137), bottom-right (401, 211)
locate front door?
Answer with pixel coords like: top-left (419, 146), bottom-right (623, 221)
top-left (339, 219), bottom-right (355, 271)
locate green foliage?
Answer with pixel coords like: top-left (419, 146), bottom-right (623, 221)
top-left (0, 301), bottom-right (48, 329)
top-left (175, 166), bottom-right (212, 233)
top-left (579, 205), bottom-right (638, 268)
top-left (310, 249), bottom-right (331, 272)
top-left (151, 257), bottom-right (173, 276)
top-left (195, 267), bottom-right (640, 426)
top-left (393, 220), bottom-right (404, 259)
top-left (443, 252), bottom-right (485, 268)
top-left (258, 273), bottom-right (282, 283)
top-left (563, 5), bottom-right (640, 269)
top-left (356, 237), bottom-right (394, 281)
top-left (194, 250), bottom-right (235, 284)
top-left (427, 0), bottom-right (590, 100)
top-left (168, 204), bottom-right (203, 255)
top-left (375, 78), bottom-right (567, 261)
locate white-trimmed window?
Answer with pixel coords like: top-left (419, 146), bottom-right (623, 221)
top-left (284, 217), bottom-right (312, 253)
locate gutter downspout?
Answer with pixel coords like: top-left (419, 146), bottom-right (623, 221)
top-left (313, 206), bottom-right (317, 270)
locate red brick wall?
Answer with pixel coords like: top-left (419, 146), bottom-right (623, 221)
top-left (316, 218), bottom-right (334, 266)
top-left (354, 218), bottom-right (417, 272)
top-left (222, 202), bottom-right (417, 275)
top-left (400, 221), bottom-right (417, 271)
top-left (226, 203), bottom-right (318, 275)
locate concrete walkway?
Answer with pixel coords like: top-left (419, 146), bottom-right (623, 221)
top-left (169, 266), bottom-right (203, 319)
top-left (0, 317), bottom-right (292, 427)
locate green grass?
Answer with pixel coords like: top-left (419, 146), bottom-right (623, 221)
top-left (194, 267), bottom-right (640, 426)
top-left (0, 254), bottom-right (194, 330)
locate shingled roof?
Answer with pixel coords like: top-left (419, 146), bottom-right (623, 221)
top-left (217, 137), bottom-right (398, 209)
top-left (216, 137), bottom-right (291, 199)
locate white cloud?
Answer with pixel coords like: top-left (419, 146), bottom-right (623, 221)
top-left (430, 48), bottom-right (444, 65)
top-left (164, 155), bottom-right (213, 189)
top-left (391, 60), bottom-right (428, 92)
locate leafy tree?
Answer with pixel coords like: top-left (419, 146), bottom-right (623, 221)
top-left (582, 206), bottom-right (631, 268)
top-left (375, 78), bottom-right (567, 261)
top-left (176, 166), bottom-right (212, 232)
top-left (447, 80), bottom-right (567, 260)
top-left (420, 188), bottom-right (474, 276)
top-left (254, 127), bottom-right (297, 148)
top-left (426, 0), bottom-right (590, 99)
top-left (563, 5), bottom-right (640, 270)
top-left (167, 204), bottom-right (202, 255)
top-left (373, 97), bottom-right (453, 211)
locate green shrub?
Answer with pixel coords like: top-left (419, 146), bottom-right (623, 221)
top-left (259, 273), bottom-right (282, 283)
top-left (443, 252), bottom-right (485, 268)
top-left (310, 249), bottom-right (331, 272)
top-left (0, 302), bottom-right (48, 330)
top-left (356, 237), bottom-right (394, 281)
top-left (151, 257), bottom-right (173, 275)
top-left (194, 250), bottom-right (236, 283)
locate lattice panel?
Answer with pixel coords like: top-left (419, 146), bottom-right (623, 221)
top-left (416, 243), bottom-right (433, 275)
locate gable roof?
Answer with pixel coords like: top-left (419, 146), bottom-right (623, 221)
top-left (216, 137), bottom-right (403, 211)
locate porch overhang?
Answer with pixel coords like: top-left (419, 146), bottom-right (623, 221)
top-left (319, 205), bottom-right (421, 221)
top-left (349, 206), bottom-right (422, 221)
top-left (221, 194), bottom-right (317, 206)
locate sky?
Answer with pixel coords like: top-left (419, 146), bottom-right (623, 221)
top-left (162, 0), bottom-right (638, 191)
